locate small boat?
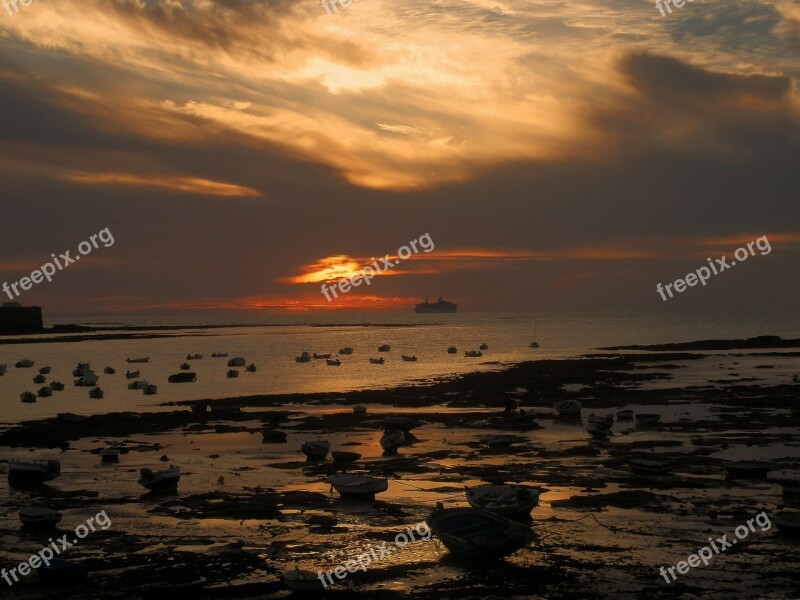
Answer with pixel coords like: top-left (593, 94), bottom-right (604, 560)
top-left (143, 384), bottom-right (158, 395)
top-left (283, 568), bottom-right (325, 592)
top-left (329, 473), bottom-right (388, 497)
top-left (369, 357), bottom-right (385, 364)
top-left (617, 409), bottom-right (634, 420)
top-left (128, 380), bottom-right (149, 390)
top-left (138, 466), bottom-right (180, 491)
top-left (326, 358), bottom-right (341, 366)
top-left (723, 461), bottom-right (772, 479)
top-left (15, 358), bottom-right (34, 368)
top-left (227, 357), bottom-right (246, 367)
top-left (630, 456), bottom-right (673, 475)
top-left (773, 511), bottom-right (800, 535)
top-left (465, 350), bottom-right (483, 357)
top-left (8, 459), bottom-right (61, 484)
top-left (186, 354), bottom-right (203, 360)
top-left (39, 366), bottom-right (51, 374)
top-left (479, 343), bottom-right (489, 351)
top-left (49, 381), bottom-right (65, 391)
top-left (100, 448), bottom-right (120, 462)
top-left (313, 353), bottom-right (331, 360)
top-left (553, 399), bottom-right (582, 416)
top-left (295, 352), bottom-right (311, 363)
top-left (401, 355), bottom-right (417, 362)
top-left (37, 558), bottom-right (88, 584)
top-left (168, 372), bottom-right (196, 383)
top-left (72, 362), bottom-right (90, 376)
top-left (261, 429), bottom-right (287, 443)
top-left (180, 362), bottom-right (191, 370)
top-left (301, 440), bottom-right (330, 460)
top-left (331, 451), bottom-right (361, 463)
top-left (425, 507), bottom-right (528, 559)
top-left (211, 352), bottom-right (228, 358)
top-left (227, 369), bottom-right (239, 378)
top-left (447, 346), bottom-right (457, 354)
top-left (465, 484), bottom-right (540, 517)
top-left (20, 391), bottom-right (37, 403)
top-left (380, 430), bottom-right (405, 453)
top-left (353, 403), bottom-right (367, 415)
top-left (19, 507), bottom-right (62, 528)
top-left (126, 357), bottom-right (149, 363)
top-left (530, 320), bottom-right (540, 348)
top-left (245, 363), bottom-right (257, 372)
top-left (33, 374), bottom-right (47, 384)
top-left (74, 370), bottom-right (99, 386)
top-left (89, 387), bottom-right (104, 399)
top-left (338, 347), bottom-right (354, 355)
top-left (384, 417), bottom-right (419, 432)
top-left (38, 386), bottom-right (53, 398)
top-left (378, 344), bottom-right (391, 352)
top-left (103, 366), bottom-right (116, 375)
top-left (584, 422), bottom-right (612, 439)
top-left (125, 370), bottom-right (140, 379)
top-left (588, 413), bottom-right (614, 428)
top-left (636, 413), bottom-right (662, 427)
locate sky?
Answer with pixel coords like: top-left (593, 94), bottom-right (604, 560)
top-left (0, 0), bottom-right (798, 317)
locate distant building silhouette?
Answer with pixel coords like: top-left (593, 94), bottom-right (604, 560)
top-left (0, 303), bottom-right (44, 334)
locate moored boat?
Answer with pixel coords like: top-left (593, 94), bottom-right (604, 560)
top-left (479, 343), bottom-right (489, 350)
top-left (245, 363), bottom-right (257, 372)
top-left (211, 352), bottom-right (228, 358)
top-left (89, 387), bottom-right (104, 399)
top-left (313, 352), bottom-right (331, 360)
top-left (33, 374), bottom-right (47, 384)
top-left (261, 429), bottom-right (287, 443)
top-left (378, 344), bottom-right (391, 352)
top-left (369, 357), bottom-right (385, 364)
top-left (128, 380), bottom-right (149, 390)
top-left (16, 358), bottom-right (34, 368)
top-left (19, 507), bottom-right (62, 528)
top-left (74, 370), bottom-right (99, 386)
top-left (331, 450), bottom-right (361, 463)
top-left (0, 363), bottom-right (6, 375)
top-left (553, 399), bottom-right (582, 416)
top-left (380, 430), bottom-right (405, 453)
top-left (636, 413), bottom-right (662, 427)
top-left (8, 459), bottom-right (61, 484)
top-left (227, 357), bottom-right (246, 367)
top-left (326, 358), bottom-right (341, 366)
top-left (465, 350), bottom-right (483, 357)
top-left (72, 362), bottom-right (90, 376)
top-left (630, 456), bottom-right (673, 475)
top-left (283, 568), bottom-right (325, 592)
top-left (168, 372), bottom-right (196, 383)
top-left (103, 366), bottom-right (116, 375)
top-left (401, 354), bottom-right (417, 362)
top-left (301, 440), bottom-right (330, 460)
top-left (138, 466), bottom-right (180, 491)
top-left (143, 384), bottom-right (158, 395)
top-left (295, 352), bottom-right (311, 363)
top-left (227, 369), bottom-right (239, 378)
top-left (180, 362), bottom-right (191, 370)
top-left (37, 386), bottom-right (53, 398)
top-left (49, 381), bottom-right (65, 391)
top-left (338, 347), bottom-right (354, 355)
top-left (329, 473), bottom-right (388, 497)
top-left (126, 357), bottom-right (149, 363)
top-left (465, 484), bottom-right (540, 518)
top-left (187, 353), bottom-right (203, 360)
top-left (447, 346), bottom-right (457, 354)
top-left (588, 413), bottom-right (614, 427)
top-left (425, 507), bottom-right (527, 559)
top-left (39, 366), bottom-right (51, 374)
top-left (100, 448), bottom-right (120, 462)
top-left (125, 370), bottom-right (140, 379)
top-left (20, 391), bottom-right (37, 403)
top-left (353, 403), bottom-right (367, 415)
top-left (585, 421), bottom-right (612, 439)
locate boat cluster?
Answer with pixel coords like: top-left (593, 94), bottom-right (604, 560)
top-left (294, 343), bottom-right (497, 365)
top-left (550, 399), bottom-right (663, 440)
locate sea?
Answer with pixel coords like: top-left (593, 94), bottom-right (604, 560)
top-left (1, 310), bottom-right (798, 425)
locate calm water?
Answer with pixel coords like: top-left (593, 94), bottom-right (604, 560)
top-left (1, 310), bottom-right (798, 424)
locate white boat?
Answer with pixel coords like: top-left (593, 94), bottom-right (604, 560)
top-left (227, 357), bottom-right (246, 367)
top-left (125, 370), bottom-right (140, 379)
top-left (636, 413), bottom-right (661, 427)
top-left (301, 440), bottom-right (330, 460)
top-left (103, 367), bottom-right (116, 375)
top-left (295, 352), bottom-right (311, 363)
top-left (369, 357), bottom-right (385, 364)
top-left (353, 403), bottom-right (367, 415)
top-left (19, 507), bottom-right (62, 528)
top-left (138, 466), bottom-right (180, 491)
top-left (100, 448), bottom-right (120, 462)
top-left (401, 355), bottom-right (417, 362)
top-left (380, 430), bottom-right (405, 453)
top-left (465, 350), bottom-right (483, 357)
top-left (20, 391), bottom-right (37, 403)
top-left (617, 409), bottom-right (634, 420)
top-left (143, 384), bottom-right (158, 395)
top-left (8, 459), bottom-right (61, 484)
top-left (326, 358), bottom-right (341, 366)
top-left (126, 357), bottom-right (149, 363)
top-left (329, 474), bottom-right (388, 497)
top-left (15, 358), bottom-right (34, 368)
top-left (89, 387), bottom-right (104, 399)
top-left (38, 386), bottom-right (53, 398)
top-left (553, 399), bottom-right (582, 416)
top-left (128, 380), bottom-right (149, 390)
top-left (588, 413), bottom-right (614, 427)
top-left (585, 421), bottom-right (612, 439)
top-left (283, 568), bottom-right (325, 592)
top-left (49, 381), bottom-right (65, 391)
top-left (465, 484), bottom-right (540, 517)
top-left (338, 347), bottom-right (354, 355)
top-left (425, 507), bottom-right (528, 559)
top-left (39, 366), bottom-right (51, 374)
top-left (74, 370), bottom-right (99, 386)
top-left (773, 512), bottom-right (800, 535)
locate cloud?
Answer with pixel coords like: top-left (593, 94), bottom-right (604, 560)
top-left (64, 171), bottom-right (261, 197)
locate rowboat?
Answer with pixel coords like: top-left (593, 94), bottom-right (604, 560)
top-left (245, 363), bottom-right (257, 372)
top-left (227, 369), bottom-right (239, 378)
top-left (138, 466), bottom-right (180, 492)
top-left (328, 473), bottom-right (388, 497)
top-left (380, 430), bottom-right (405, 454)
top-left (553, 399), bottom-right (582, 416)
top-left (49, 381), bottom-right (65, 391)
top-left (313, 353), bottom-right (331, 359)
top-left (338, 347), bottom-right (354, 355)
top-left (8, 459), bottom-right (61, 484)
top-left (301, 440), bottom-right (330, 461)
top-left (295, 352), bottom-right (311, 363)
top-left (211, 352), bottom-right (228, 358)
top-left (38, 386), bottom-right (53, 398)
top-left (74, 370), bottom-right (99, 386)
top-left (378, 344), bottom-right (391, 352)
top-left (180, 362), bottom-right (191, 370)
top-left (143, 384), bottom-right (158, 395)
top-left (465, 484), bottom-right (540, 518)
top-left (447, 346), bottom-right (457, 354)
top-left (479, 343), bottom-right (489, 350)
top-left (19, 507), bottom-right (62, 528)
top-left (128, 380), bottom-right (149, 390)
top-left (101, 448), bottom-right (120, 462)
top-left (72, 362), bottom-right (90, 376)
top-left (465, 350), bottom-right (483, 357)
top-left (186, 354), bottom-right (203, 360)
top-left (125, 370), bottom-right (140, 379)
top-left (39, 366), bottom-right (51, 374)
top-left (425, 507), bottom-right (528, 559)
top-left (103, 367), bottom-right (116, 374)
top-left (16, 359), bottom-right (34, 368)
top-left (89, 387), bottom-right (104, 399)
top-left (331, 451), bottom-right (361, 463)
top-left (33, 374), bottom-right (47, 384)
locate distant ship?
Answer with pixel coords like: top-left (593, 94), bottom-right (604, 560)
top-left (414, 297), bottom-right (457, 314)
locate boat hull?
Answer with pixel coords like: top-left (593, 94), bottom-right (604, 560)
top-left (426, 508), bottom-right (527, 559)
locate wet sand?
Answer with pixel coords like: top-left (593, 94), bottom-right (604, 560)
top-left (1, 351), bottom-right (799, 599)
